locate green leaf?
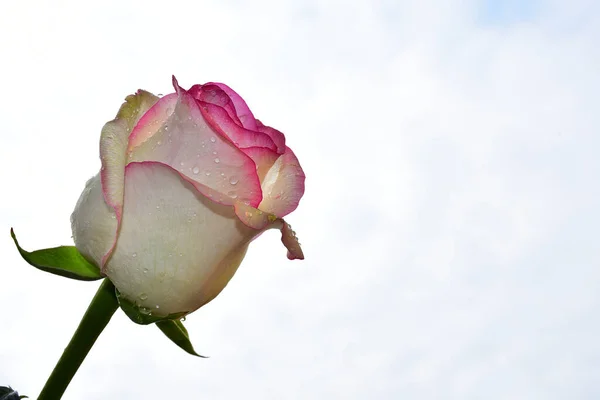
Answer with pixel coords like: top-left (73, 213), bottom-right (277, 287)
top-left (10, 228), bottom-right (102, 281)
top-left (156, 319), bottom-right (206, 358)
top-left (115, 288), bottom-right (187, 325)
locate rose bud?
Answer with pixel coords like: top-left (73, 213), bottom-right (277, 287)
top-left (70, 77), bottom-right (305, 317)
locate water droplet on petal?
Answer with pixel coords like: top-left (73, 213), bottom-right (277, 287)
top-left (157, 140), bottom-right (162, 145)
top-left (143, 268), bottom-right (148, 274)
top-left (210, 136), bottom-right (216, 143)
top-left (166, 107), bottom-right (173, 116)
top-left (139, 293), bottom-right (148, 300)
top-left (212, 151), bottom-right (217, 155)
top-left (140, 307), bottom-right (151, 315)
top-left (192, 166), bottom-right (200, 174)
top-left (205, 171), bottom-right (211, 176)
top-left (132, 252), bottom-right (137, 258)
top-left (229, 177), bottom-right (239, 185)
top-left (155, 305), bottom-right (160, 309)
top-left (214, 158), bottom-right (220, 163)
top-left (180, 161), bottom-right (185, 167)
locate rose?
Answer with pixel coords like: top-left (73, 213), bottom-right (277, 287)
top-left (70, 77), bottom-right (305, 317)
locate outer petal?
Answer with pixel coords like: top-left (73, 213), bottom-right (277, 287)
top-left (71, 174), bottom-right (118, 268)
top-left (105, 161), bottom-right (258, 315)
top-left (99, 90), bottom-right (159, 266)
top-left (100, 90), bottom-right (159, 219)
top-left (128, 78), bottom-right (262, 207)
top-left (258, 147), bottom-right (306, 217)
top-left (205, 82), bottom-right (258, 131)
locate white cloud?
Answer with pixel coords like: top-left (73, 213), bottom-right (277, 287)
top-left (1, 0), bottom-right (599, 399)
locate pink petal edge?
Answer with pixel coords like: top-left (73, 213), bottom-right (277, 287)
top-left (199, 102), bottom-right (278, 152)
top-left (127, 93), bottom-right (178, 152)
top-left (206, 82), bottom-right (258, 131)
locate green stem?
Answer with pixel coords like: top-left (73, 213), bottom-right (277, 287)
top-left (38, 279), bottom-right (119, 400)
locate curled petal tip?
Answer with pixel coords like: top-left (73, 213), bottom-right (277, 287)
top-left (280, 220), bottom-right (304, 260)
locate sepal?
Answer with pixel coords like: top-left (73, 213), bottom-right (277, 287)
top-left (10, 228), bottom-right (102, 281)
top-left (156, 319), bottom-right (206, 358)
top-left (115, 288), bottom-right (187, 325)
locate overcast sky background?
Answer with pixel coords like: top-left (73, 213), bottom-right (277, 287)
top-left (1, 0), bottom-right (599, 398)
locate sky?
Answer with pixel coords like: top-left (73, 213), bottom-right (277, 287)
top-left (0, 0), bottom-right (599, 398)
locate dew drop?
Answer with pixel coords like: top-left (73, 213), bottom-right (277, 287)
top-left (212, 151), bottom-right (217, 155)
top-left (156, 205), bottom-right (160, 210)
top-left (157, 140), bottom-right (162, 145)
top-left (205, 171), bottom-right (211, 176)
top-left (155, 305), bottom-right (160, 309)
top-left (179, 253), bottom-right (183, 257)
top-left (180, 161), bottom-right (185, 167)
top-left (166, 107), bottom-right (173, 116)
top-left (192, 166), bottom-right (200, 174)
top-left (229, 177), bottom-right (239, 185)
top-left (214, 158), bottom-right (220, 163)
top-left (139, 307), bottom-right (151, 315)
top-left (139, 292), bottom-right (148, 300)
top-left (132, 252), bottom-right (137, 258)
top-left (210, 136), bottom-right (216, 143)
top-left (143, 268), bottom-right (148, 274)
